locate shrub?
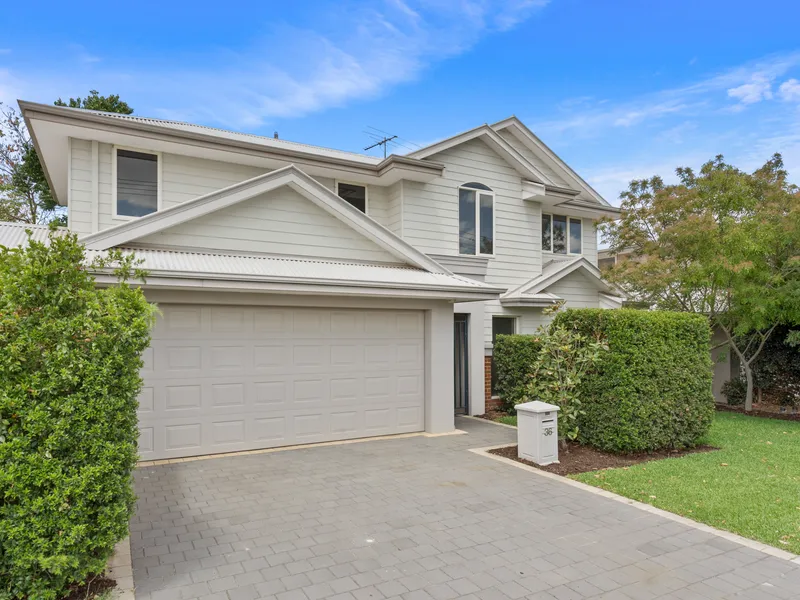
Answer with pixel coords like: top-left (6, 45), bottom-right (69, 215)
top-left (721, 378), bottom-right (746, 406)
top-left (552, 309), bottom-right (715, 453)
top-left (493, 334), bottom-right (542, 411)
top-left (523, 323), bottom-right (608, 448)
top-left (0, 229), bottom-right (155, 600)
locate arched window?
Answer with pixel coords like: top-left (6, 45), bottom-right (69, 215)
top-left (458, 182), bottom-right (494, 255)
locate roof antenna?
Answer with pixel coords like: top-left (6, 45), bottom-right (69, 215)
top-left (273, 131), bottom-right (279, 139)
top-left (364, 133), bottom-right (398, 158)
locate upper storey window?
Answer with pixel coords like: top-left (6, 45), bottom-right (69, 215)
top-left (459, 182), bottom-right (494, 256)
top-left (336, 181), bottom-right (367, 213)
top-left (542, 213), bottom-right (582, 254)
top-left (114, 148), bottom-right (160, 218)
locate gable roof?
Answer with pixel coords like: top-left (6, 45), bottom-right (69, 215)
top-left (500, 256), bottom-right (625, 306)
top-left (405, 124), bottom-right (555, 185)
top-left (79, 164), bottom-right (449, 274)
top-left (491, 117), bottom-right (610, 206)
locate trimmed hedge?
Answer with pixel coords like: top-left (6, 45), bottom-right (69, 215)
top-left (493, 334), bottom-right (542, 411)
top-left (552, 309), bottom-right (715, 453)
top-left (0, 230), bottom-right (155, 600)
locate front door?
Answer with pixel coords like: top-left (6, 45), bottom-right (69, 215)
top-left (454, 314), bottom-right (469, 414)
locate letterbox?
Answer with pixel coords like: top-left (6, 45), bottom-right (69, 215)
top-left (515, 400), bottom-right (560, 466)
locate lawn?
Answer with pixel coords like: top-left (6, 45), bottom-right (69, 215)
top-left (572, 412), bottom-right (800, 554)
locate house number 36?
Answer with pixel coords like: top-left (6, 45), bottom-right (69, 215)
top-left (543, 427), bottom-right (554, 436)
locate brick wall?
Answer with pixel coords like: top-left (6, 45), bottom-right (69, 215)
top-left (484, 356), bottom-right (503, 412)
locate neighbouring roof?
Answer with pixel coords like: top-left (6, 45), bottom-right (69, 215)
top-left (500, 255), bottom-right (624, 306)
top-left (0, 221), bottom-right (63, 247)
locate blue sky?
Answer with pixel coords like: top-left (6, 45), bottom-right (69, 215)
top-left (2, 0), bottom-right (800, 203)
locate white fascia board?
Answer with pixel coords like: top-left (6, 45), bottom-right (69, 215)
top-left (505, 257), bottom-right (615, 299)
top-left (491, 117), bottom-right (611, 207)
top-left (80, 164), bottom-right (452, 274)
top-left (91, 272), bottom-right (503, 301)
top-left (407, 125), bottom-right (552, 184)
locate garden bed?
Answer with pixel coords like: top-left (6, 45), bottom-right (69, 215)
top-left (60, 574), bottom-right (116, 600)
top-left (488, 443), bottom-right (716, 476)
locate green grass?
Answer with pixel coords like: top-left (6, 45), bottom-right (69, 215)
top-left (572, 412), bottom-right (800, 553)
top-left (494, 415), bottom-right (518, 426)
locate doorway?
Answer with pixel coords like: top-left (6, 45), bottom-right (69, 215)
top-left (454, 314), bottom-right (469, 414)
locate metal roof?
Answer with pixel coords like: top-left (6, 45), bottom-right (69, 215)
top-left (0, 221), bottom-right (64, 247)
top-left (85, 246), bottom-right (497, 292)
top-left (47, 105), bottom-right (382, 165)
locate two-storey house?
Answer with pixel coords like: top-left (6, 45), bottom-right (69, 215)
top-left (5, 101), bottom-right (621, 460)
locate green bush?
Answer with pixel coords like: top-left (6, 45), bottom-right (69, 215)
top-left (552, 309), bottom-right (715, 453)
top-left (493, 334), bottom-right (542, 411)
top-left (721, 378), bottom-right (746, 406)
top-left (0, 229), bottom-right (155, 600)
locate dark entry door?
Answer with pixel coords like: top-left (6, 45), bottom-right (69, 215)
top-left (454, 314), bottom-right (469, 414)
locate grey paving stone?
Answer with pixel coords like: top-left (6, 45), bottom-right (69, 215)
top-left (132, 417), bottom-right (800, 600)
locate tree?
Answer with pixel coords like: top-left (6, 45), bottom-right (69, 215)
top-left (0, 91), bottom-right (133, 225)
top-left (602, 154), bottom-right (800, 412)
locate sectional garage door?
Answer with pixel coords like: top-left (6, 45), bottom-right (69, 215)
top-left (137, 304), bottom-right (425, 460)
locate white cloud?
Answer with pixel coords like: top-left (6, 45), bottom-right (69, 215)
top-left (5, 1), bottom-right (549, 129)
top-left (779, 78), bottom-right (800, 102)
top-left (727, 74), bottom-right (773, 105)
top-left (535, 51), bottom-right (800, 140)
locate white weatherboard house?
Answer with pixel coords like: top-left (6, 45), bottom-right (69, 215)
top-left (6, 101), bottom-right (622, 460)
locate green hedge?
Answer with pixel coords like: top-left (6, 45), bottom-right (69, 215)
top-left (493, 334), bottom-right (542, 411)
top-left (552, 309), bottom-right (715, 452)
top-left (0, 230), bottom-right (155, 600)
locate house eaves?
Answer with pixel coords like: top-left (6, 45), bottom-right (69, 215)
top-left (501, 256), bottom-right (625, 303)
top-left (491, 116), bottom-right (611, 207)
top-left (405, 124), bottom-right (554, 185)
top-left (78, 163), bottom-right (451, 275)
top-left (19, 101), bottom-right (445, 206)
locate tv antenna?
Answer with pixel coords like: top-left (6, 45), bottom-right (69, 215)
top-left (364, 134), bottom-right (398, 158)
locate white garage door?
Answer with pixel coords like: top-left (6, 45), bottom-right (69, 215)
top-left (137, 304), bottom-right (425, 460)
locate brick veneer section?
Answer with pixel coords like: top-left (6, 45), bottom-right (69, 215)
top-left (485, 355), bottom-right (503, 411)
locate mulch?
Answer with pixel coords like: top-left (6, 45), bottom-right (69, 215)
top-left (716, 404), bottom-right (800, 422)
top-left (59, 574), bottom-right (116, 600)
top-left (488, 443), bottom-right (717, 476)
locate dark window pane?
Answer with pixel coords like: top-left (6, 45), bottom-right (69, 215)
top-left (462, 181), bottom-right (493, 191)
top-left (569, 218), bottom-right (582, 254)
top-left (552, 215), bottom-right (567, 254)
top-left (542, 213), bottom-right (552, 251)
top-left (337, 183), bottom-right (367, 212)
top-left (491, 317), bottom-right (516, 395)
top-left (479, 193), bottom-right (493, 254)
top-left (117, 150), bottom-right (158, 217)
top-left (459, 188), bottom-right (476, 255)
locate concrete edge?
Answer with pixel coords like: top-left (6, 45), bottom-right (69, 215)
top-left (138, 429), bottom-right (469, 468)
top-left (459, 414), bottom-right (518, 430)
top-left (469, 444), bottom-right (800, 565)
top-left (106, 536), bottom-right (135, 599)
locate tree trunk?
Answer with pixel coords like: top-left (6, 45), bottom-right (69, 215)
top-left (744, 363), bottom-right (754, 412)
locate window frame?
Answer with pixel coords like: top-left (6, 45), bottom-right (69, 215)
top-left (111, 145), bottom-right (163, 220)
top-left (334, 180), bottom-right (369, 214)
top-left (542, 213), bottom-right (583, 255)
top-left (458, 182), bottom-right (495, 257)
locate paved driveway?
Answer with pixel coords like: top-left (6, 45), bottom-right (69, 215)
top-left (131, 418), bottom-right (800, 600)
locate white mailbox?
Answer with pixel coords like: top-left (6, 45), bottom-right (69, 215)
top-left (515, 401), bottom-right (560, 466)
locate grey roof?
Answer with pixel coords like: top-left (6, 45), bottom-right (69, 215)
top-left (43, 105), bottom-right (382, 165)
top-left (86, 246), bottom-right (495, 293)
top-left (0, 221), bottom-right (64, 247)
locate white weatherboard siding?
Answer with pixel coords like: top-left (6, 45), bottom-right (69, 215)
top-left (547, 269), bottom-right (603, 307)
top-left (404, 138), bottom-right (544, 346)
top-left (137, 187), bottom-right (400, 263)
top-left (495, 129), bottom-right (568, 188)
top-left (139, 304), bottom-right (425, 460)
top-left (68, 138), bottom-right (94, 235)
top-left (387, 181), bottom-right (403, 236)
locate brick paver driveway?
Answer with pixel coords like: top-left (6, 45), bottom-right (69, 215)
top-left (131, 418), bottom-right (800, 600)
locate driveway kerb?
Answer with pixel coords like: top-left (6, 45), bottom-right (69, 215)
top-left (469, 443), bottom-right (800, 564)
